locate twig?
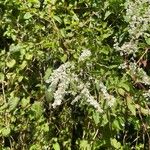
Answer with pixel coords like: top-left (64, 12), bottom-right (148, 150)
top-left (137, 48), bottom-right (149, 65)
top-left (93, 129), bottom-right (99, 140)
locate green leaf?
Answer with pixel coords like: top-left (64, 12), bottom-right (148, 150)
top-left (20, 61), bottom-right (27, 70)
top-left (93, 111), bottom-right (100, 125)
top-left (0, 72), bottom-right (4, 81)
top-left (104, 11), bottom-right (111, 20)
top-left (44, 68), bottom-right (52, 81)
top-left (25, 53), bottom-right (33, 60)
top-left (61, 54), bottom-right (67, 63)
top-left (118, 88), bottom-right (125, 96)
top-left (18, 76), bottom-right (23, 82)
top-left (21, 97), bottom-right (30, 108)
top-left (80, 140), bottom-right (91, 150)
top-left (110, 138), bottom-right (121, 149)
top-left (31, 101), bottom-right (43, 118)
top-left (102, 114), bottom-right (108, 126)
top-left (118, 82), bottom-right (130, 92)
top-left (112, 119), bottom-right (121, 130)
top-left (6, 59), bottom-right (16, 68)
top-left (1, 127), bottom-right (11, 137)
top-left (24, 12), bottom-right (32, 19)
top-left (53, 143), bottom-right (60, 150)
top-left (8, 97), bottom-right (20, 111)
top-left (145, 38), bottom-right (150, 45)
top-left (127, 96), bottom-right (136, 116)
top-left (53, 15), bottom-right (61, 23)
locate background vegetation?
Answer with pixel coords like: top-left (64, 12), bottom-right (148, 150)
top-left (0, 0), bottom-right (150, 149)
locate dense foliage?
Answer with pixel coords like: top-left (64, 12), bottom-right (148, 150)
top-left (0, 0), bottom-right (150, 149)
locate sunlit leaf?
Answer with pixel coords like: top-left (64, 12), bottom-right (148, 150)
top-left (6, 59), bottom-right (16, 68)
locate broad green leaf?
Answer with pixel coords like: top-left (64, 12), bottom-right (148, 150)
top-left (104, 11), bottom-right (111, 20)
top-left (42, 123), bottom-right (49, 132)
top-left (20, 61), bottom-right (27, 70)
top-left (18, 76), bottom-right (23, 82)
top-left (31, 101), bottom-right (43, 118)
top-left (1, 127), bottom-right (11, 137)
top-left (110, 138), bottom-right (121, 149)
top-left (93, 111), bottom-right (100, 125)
top-left (80, 140), bottom-right (91, 150)
top-left (145, 38), bottom-right (150, 45)
top-left (102, 114), bottom-right (108, 126)
top-left (112, 119), bottom-right (121, 130)
top-left (24, 12), bottom-right (32, 19)
top-left (118, 88), bottom-right (125, 96)
top-left (127, 96), bottom-right (136, 116)
top-left (25, 53), bottom-right (33, 60)
top-left (53, 15), bottom-right (61, 23)
top-left (61, 54), bottom-right (67, 63)
top-left (21, 97), bottom-right (30, 108)
top-left (8, 97), bottom-right (20, 111)
top-left (45, 90), bottom-right (53, 102)
top-left (0, 72), bottom-right (4, 81)
top-left (44, 68), bottom-right (52, 81)
top-left (119, 82), bottom-right (130, 92)
top-left (29, 144), bottom-right (41, 150)
top-left (6, 59), bottom-right (16, 68)
top-left (53, 143), bottom-right (60, 150)
top-left (29, 0), bottom-right (39, 3)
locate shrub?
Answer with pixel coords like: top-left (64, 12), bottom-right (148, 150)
top-left (0, 0), bottom-right (150, 149)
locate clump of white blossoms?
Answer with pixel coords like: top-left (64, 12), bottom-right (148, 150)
top-left (71, 82), bottom-right (103, 113)
top-left (46, 62), bottom-right (103, 112)
top-left (128, 62), bottom-right (150, 85)
top-left (46, 62), bottom-right (72, 108)
top-left (78, 49), bottom-right (91, 62)
top-left (125, 0), bottom-right (150, 39)
top-left (143, 89), bottom-right (150, 101)
top-left (99, 82), bottom-right (116, 107)
top-left (114, 0), bottom-right (150, 55)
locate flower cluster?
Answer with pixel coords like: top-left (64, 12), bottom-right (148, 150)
top-left (46, 62), bottom-right (72, 108)
top-left (143, 90), bottom-right (150, 101)
top-left (114, 40), bottom-right (138, 55)
top-left (71, 83), bottom-right (103, 113)
top-left (114, 0), bottom-right (150, 55)
top-left (125, 0), bottom-right (150, 39)
top-left (46, 62), bottom-right (103, 112)
top-left (128, 62), bottom-right (150, 85)
top-left (99, 82), bottom-right (115, 107)
top-left (78, 49), bottom-right (91, 62)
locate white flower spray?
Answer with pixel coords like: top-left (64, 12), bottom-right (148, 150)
top-left (99, 82), bottom-right (116, 107)
top-left (78, 49), bottom-right (91, 62)
top-left (114, 0), bottom-right (150, 56)
top-left (46, 58), bottom-right (103, 112)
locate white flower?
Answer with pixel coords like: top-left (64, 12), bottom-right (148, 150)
top-left (79, 49), bottom-right (91, 61)
top-left (143, 89), bottom-right (150, 100)
top-left (99, 82), bottom-right (116, 107)
top-left (80, 86), bottom-right (103, 112)
top-left (114, 0), bottom-right (150, 55)
top-left (46, 62), bottom-right (103, 112)
top-left (107, 95), bottom-right (115, 107)
top-left (71, 95), bottom-right (81, 105)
